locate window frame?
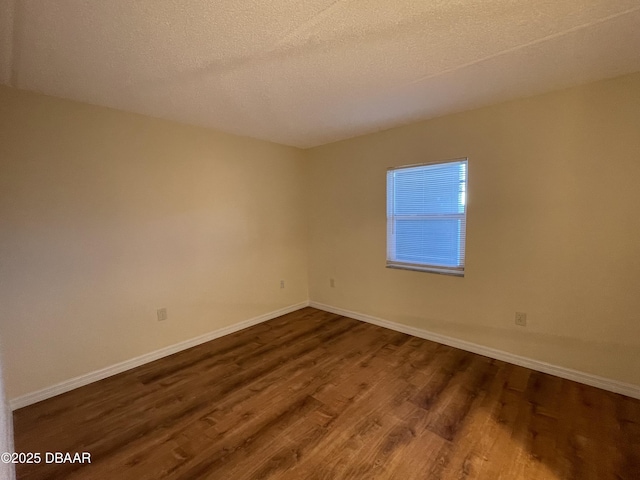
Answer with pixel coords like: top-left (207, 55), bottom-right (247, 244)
top-left (386, 158), bottom-right (468, 277)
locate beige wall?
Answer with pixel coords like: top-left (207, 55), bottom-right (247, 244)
top-left (2, 72), bottom-right (640, 404)
top-left (307, 73), bottom-right (640, 386)
top-left (0, 87), bottom-right (308, 399)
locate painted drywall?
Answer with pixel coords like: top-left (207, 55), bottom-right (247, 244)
top-left (307, 72), bottom-right (640, 386)
top-left (4, 1), bottom-right (640, 147)
top-left (2, 71), bottom-right (640, 405)
top-left (0, 87), bottom-right (308, 400)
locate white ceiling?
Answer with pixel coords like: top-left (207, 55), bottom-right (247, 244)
top-left (1, 0), bottom-right (640, 148)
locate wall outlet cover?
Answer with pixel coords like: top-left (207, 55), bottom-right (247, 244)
top-left (157, 308), bottom-right (168, 321)
top-left (515, 311), bottom-right (527, 327)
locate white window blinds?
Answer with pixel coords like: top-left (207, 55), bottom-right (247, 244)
top-left (387, 159), bottom-right (467, 276)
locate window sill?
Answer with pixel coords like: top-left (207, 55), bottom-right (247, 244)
top-left (386, 263), bottom-right (464, 277)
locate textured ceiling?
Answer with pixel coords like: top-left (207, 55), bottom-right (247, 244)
top-left (1, 0), bottom-right (640, 148)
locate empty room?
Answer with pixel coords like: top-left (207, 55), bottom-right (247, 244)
top-left (1, 1), bottom-right (639, 479)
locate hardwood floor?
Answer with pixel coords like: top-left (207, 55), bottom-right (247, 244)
top-left (13, 307), bottom-right (640, 479)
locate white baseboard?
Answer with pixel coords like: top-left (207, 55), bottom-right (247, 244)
top-left (10, 301), bottom-right (310, 410)
top-left (310, 301), bottom-right (640, 400)
top-left (12, 300), bottom-right (639, 409)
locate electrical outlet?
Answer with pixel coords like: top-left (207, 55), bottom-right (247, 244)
top-left (157, 308), bottom-right (168, 321)
top-left (515, 312), bottom-right (527, 327)
top-left (280, 280), bottom-right (285, 289)
top-left (330, 278), bottom-right (335, 288)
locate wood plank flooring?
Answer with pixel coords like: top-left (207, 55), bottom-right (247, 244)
top-left (12, 307), bottom-right (640, 479)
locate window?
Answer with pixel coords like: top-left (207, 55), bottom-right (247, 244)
top-left (387, 158), bottom-right (467, 276)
